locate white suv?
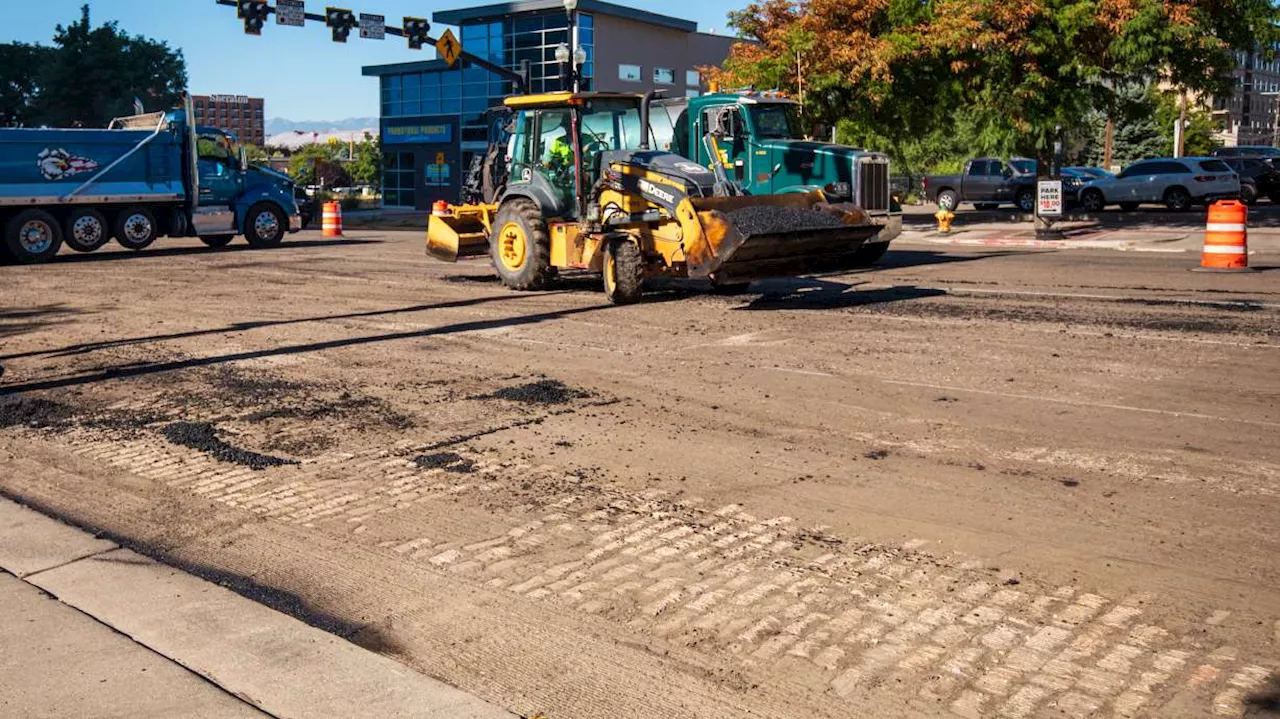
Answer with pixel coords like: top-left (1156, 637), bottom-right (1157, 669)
top-left (1077, 157), bottom-right (1239, 212)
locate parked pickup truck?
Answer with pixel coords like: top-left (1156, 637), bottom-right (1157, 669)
top-left (0, 95), bottom-right (300, 264)
top-left (650, 91), bottom-right (901, 266)
top-left (924, 158), bottom-right (1037, 212)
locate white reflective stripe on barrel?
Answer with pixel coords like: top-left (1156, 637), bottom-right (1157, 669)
top-left (1205, 222), bottom-right (1246, 232)
top-left (1202, 245), bottom-right (1247, 254)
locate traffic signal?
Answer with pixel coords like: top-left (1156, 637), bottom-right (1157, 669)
top-left (325, 7), bottom-right (356, 43)
top-left (237, 0), bottom-right (269, 35)
top-left (403, 16), bottom-right (430, 50)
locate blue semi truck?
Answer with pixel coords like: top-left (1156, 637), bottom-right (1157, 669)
top-left (0, 96), bottom-right (301, 264)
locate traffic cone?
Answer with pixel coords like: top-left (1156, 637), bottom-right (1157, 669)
top-left (1195, 200), bottom-right (1255, 272)
top-left (321, 201), bottom-right (343, 238)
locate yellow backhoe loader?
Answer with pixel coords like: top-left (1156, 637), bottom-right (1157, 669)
top-left (427, 91), bottom-right (882, 303)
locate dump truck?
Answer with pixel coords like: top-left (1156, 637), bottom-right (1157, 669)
top-left (428, 91), bottom-right (883, 303)
top-left (650, 90), bottom-right (900, 265)
top-left (0, 96), bottom-right (301, 264)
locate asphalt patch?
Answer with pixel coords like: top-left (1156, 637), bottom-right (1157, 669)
top-left (0, 396), bottom-right (74, 429)
top-left (161, 421), bottom-right (298, 471)
top-left (412, 451), bottom-right (476, 473)
top-left (725, 206), bottom-right (848, 237)
top-left (481, 379), bottom-right (591, 406)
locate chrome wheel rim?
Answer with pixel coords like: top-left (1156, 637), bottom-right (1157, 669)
top-left (72, 215), bottom-right (103, 245)
top-left (122, 214), bottom-right (153, 242)
top-left (254, 211), bottom-right (280, 239)
top-left (19, 220), bottom-right (54, 254)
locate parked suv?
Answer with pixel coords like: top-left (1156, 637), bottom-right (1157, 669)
top-left (1212, 146), bottom-right (1280, 158)
top-left (1077, 158), bottom-right (1239, 212)
top-left (1218, 156), bottom-right (1280, 205)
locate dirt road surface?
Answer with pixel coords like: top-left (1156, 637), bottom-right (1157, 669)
top-left (2, 231), bottom-right (1277, 718)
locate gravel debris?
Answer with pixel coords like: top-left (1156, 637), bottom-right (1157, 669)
top-left (481, 379), bottom-right (591, 406)
top-left (412, 452), bottom-right (476, 473)
top-left (725, 206), bottom-right (847, 237)
top-left (0, 397), bottom-right (74, 429)
top-left (161, 421), bottom-right (298, 470)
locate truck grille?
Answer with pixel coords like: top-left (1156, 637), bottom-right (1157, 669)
top-left (858, 159), bottom-right (891, 212)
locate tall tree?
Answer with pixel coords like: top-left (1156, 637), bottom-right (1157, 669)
top-left (23, 4), bottom-right (187, 128)
top-left (0, 43), bottom-right (51, 127)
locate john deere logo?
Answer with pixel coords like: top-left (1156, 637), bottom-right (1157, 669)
top-left (639, 179), bottom-right (675, 205)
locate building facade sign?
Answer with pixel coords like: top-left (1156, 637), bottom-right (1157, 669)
top-left (382, 121), bottom-right (453, 145)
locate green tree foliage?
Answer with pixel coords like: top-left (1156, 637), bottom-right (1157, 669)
top-left (288, 144), bottom-right (353, 188)
top-left (712, 0), bottom-right (1276, 174)
top-left (0, 43), bottom-right (51, 127)
top-left (349, 135), bottom-right (382, 188)
top-left (0, 4), bottom-right (186, 128)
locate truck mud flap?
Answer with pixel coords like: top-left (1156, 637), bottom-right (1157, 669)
top-left (426, 206), bottom-right (494, 262)
top-left (682, 193), bottom-right (878, 282)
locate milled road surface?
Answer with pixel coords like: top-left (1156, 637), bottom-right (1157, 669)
top-left (1, 231), bottom-right (1277, 718)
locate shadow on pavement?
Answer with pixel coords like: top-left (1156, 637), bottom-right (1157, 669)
top-left (0, 305), bottom-right (87, 343)
top-left (0, 293), bottom-right (564, 362)
top-left (20, 238), bottom-right (384, 266)
top-left (902, 202), bottom-right (1280, 230)
top-left (739, 279), bottom-right (947, 311)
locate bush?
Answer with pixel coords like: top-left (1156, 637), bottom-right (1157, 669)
top-left (339, 197), bottom-right (362, 212)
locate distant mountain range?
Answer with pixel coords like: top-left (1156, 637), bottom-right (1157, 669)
top-left (265, 117), bottom-right (379, 135)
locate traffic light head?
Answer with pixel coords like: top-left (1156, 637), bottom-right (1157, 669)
top-left (403, 16), bottom-right (430, 50)
top-left (325, 7), bottom-right (356, 43)
top-left (238, 0), bottom-right (268, 35)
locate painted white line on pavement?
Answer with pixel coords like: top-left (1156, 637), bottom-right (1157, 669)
top-left (880, 379), bottom-right (1280, 429)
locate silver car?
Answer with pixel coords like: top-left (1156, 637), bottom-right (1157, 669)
top-left (1077, 157), bottom-right (1239, 212)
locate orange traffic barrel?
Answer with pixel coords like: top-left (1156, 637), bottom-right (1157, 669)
top-left (1195, 200), bottom-right (1254, 272)
top-left (321, 201), bottom-right (343, 238)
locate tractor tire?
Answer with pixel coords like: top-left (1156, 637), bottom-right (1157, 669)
top-left (64, 208), bottom-right (111, 252)
top-left (244, 202), bottom-right (286, 248)
top-left (200, 235), bottom-right (235, 248)
top-left (1163, 186), bottom-right (1191, 212)
top-left (604, 238), bottom-right (644, 304)
top-left (490, 198), bottom-right (552, 290)
top-left (936, 190), bottom-right (959, 211)
top-left (1119, 202), bottom-right (1140, 212)
top-left (114, 206), bottom-right (159, 250)
top-left (1080, 189), bottom-right (1105, 213)
top-left (848, 241), bottom-right (890, 267)
top-left (5, 209), bottom-right (63, 264)
top-left (1016, 188), bottom-right (1036, 213)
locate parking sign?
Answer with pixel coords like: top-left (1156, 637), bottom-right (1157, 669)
top-left (1037, 180), bottom-right (1063, 216)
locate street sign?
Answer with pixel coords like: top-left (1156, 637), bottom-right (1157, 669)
top-left (359, 13), bottom-right (385, 40)
top-left (436, 28), bottom-right (461, 67)
top-left (1037, 180), bottom-right (1063, 217)
top-left (276, 0), bottom-right (305, 26)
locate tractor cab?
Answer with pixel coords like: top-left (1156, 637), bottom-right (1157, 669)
top-left (502, 92), bottom-right (646, 219)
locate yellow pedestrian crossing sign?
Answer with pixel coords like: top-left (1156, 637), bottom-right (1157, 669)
top-left (436, 29), bottom-right (461, 67)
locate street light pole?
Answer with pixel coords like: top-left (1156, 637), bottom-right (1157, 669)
top-left (564, 0), bottom-right (579, 93)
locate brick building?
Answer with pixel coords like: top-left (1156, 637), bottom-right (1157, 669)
top-left (191, 94), bottom-right (266, 146)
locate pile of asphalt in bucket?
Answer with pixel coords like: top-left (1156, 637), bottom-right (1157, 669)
top-left (161, 421), bottom-right (298, 470)
top-left (482, 379), bottom-right (590, 406)
top-left (725, 206), bottom-right (847, 237)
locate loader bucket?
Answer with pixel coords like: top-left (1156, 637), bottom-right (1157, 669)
top-left (682, 193), bottom-right (879, 282)
top-left (426, 206), bottom-right (494, 262)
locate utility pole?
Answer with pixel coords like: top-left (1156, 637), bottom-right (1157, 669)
top-left (1174, 93), bottom-right (1187, 158)
top-left (1103, 116), bottom-right (1114, 171)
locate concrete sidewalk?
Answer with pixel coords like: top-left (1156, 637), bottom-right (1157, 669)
top-left (0, 497), bottom-right (514, 719)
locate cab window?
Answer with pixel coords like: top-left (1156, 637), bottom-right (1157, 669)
top-left (747, 103), bottom-right (802, 139)
top-left (967, 160), bottom-right (990, 176)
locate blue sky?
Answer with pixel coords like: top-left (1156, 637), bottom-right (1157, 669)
top-left (2, 0), bottom-right (744, 122)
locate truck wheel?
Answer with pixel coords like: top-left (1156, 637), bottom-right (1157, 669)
top-left (490, 198), bottom-right (552, 290)
top-left (244, 202), bottom-right (286, 247)
top-left (114, 206), bottom-right (158, 250)
top-left (5, 209), bottom-right (63, 264)
top-left (64, 208), bottom-right (110, 252)
top-left (1239, 183), bottom-right (1258, 206)
top-left (1016, 189), bottom-right (1035, 213)
top-left (200, 236), bottom-right (235, 248)
top-left (603, 238), bottom-right (644, 305)
top-left (1080, 189), bottom-right (1105, 213)
top-left (848, 241), bottom-right (890, 267)
top-left (936, 190), bottom-right (959, 211)
top-left (1163, 187), bottom-right (1191, 212)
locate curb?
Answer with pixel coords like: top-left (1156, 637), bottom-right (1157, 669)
top-left (0, 497), bottom-right (513, 719)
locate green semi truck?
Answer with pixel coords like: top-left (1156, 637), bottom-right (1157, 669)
top-left (650, 91), bottom-right (901, 265)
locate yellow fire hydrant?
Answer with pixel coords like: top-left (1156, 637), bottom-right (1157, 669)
top-left (935, 207), bottom-right (956, 233)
